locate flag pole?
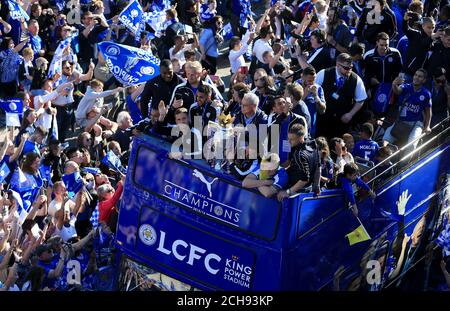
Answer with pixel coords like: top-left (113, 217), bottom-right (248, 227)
top-left (356, 216), bottom-right (371, 239)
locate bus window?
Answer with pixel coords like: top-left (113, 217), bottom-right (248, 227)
top-left (118, 256), bottom-right (199, 291)
top-left (297, 193), bottom-right (346, 238)
top-left (132, 146), bottom-right (282, 240)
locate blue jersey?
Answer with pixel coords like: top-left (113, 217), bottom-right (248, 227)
top-left (22, 140), bottom-right (40, 156)
top-left (353, 139), bottom-right (379, 161)
top-left (396, 35), bottom-right (408, 65)
top-left (399, 84), bottom-right (432, 122)
top-left (296, 81), bottom-right (325, 137)
top-left (338, 175), bottom-right (370, 205)
top-left (200, 4), bottom-right (216, 23)
top-left (250, 166), bottom-right (289, 190)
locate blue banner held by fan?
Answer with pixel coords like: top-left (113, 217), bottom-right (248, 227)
top-left (8, 0), bottom-right (30, 21)
top-left (62, 171), bottom-right (84, 196)
top-left (98, 41), bottom-right (160, 86)
top-left (102, 150), bottom-right (126, 174)
top-left (119, 0), bottom-right (145, 36)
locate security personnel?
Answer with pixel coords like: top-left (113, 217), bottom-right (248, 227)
top-left (315, 53), bottom-right (368, 138)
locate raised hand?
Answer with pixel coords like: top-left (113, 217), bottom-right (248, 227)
top-left (396, 189), bottom-right (412, 216)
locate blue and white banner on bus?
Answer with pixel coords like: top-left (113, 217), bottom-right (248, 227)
top-left (98, 41), bottom-right (160, 86)
top-left (133, 147), bottom-right (281, 240)
top-left (136, 206), bottom-right (256, 290)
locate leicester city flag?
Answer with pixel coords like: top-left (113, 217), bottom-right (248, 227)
top-left (0, 98), bottom-right (23, 114)
top-left (39, 164), bottom-right (52, 182)
top-left (0, 162), bottom-right (11, 184)
top-left (82, 167), bottom-right (101, 175)
top-left (0, 98), bottom-right (23, 127)
top-left (62, 171), bottom-right (84, 196)
top-left (221, 23), bottom-right (234, 40)
top-left (8, 0), bottom-right (30, 21)
top-left (119, 0), bottom-right (145, 36)
top-left (102, 150), bottom-right (127, 174)
top-left (98, 41), bottom-right (160, 86)
top-left (18, 187), bottom-right (40, 212)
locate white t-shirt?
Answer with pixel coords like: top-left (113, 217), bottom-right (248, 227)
top-left (53, 69), bottom-right (81, 107)
top-left (316, 68), bottom-right (368, 102)
top-left (54, 215), bottom-right (77, 242)
top-left (169, 44), bottom-right (193, 67)
top-left (229, 31), bottom-right (251, 74)
top-left (253, 39), bottom-right (273, 63)
top-left (48, 199), bottom-right (75, 225)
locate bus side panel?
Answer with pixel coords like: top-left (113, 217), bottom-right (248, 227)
top-left (283, 142), bottom-right (449, 290)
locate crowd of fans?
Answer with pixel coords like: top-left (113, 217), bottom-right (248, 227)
top-left (0, 0), bottom-right (448, 291)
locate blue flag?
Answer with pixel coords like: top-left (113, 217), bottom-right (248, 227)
top-left (221, 23), bottom-right (234, 41)
top-left (0, 98), bottom-right (23, 127)
top-left (9, 189), bottom-right (28, 224)
top-left (55, 0), bottom-right (66, 12)
top-left (0, 162), bottom-right (11, 184)
top-left (0, 98), bottom-right (23, 113)
top-left (102, 150), bottom-right (126, 174)
top-left (62, 171), bottom-right (83, 196)
top-left (98, 41), bottom-right (160, 86)
top-left (372, 82), bottom-right (392, 114)
top-left (150, 0), bottom-right (171, 12)
top-left (82, 167), bottom-right (100, 175)
top-left (39, 164), bottom-right (52, 182)
top-left (119, 0), bottom-right (145, 36)
top-left (8, 0), bottom-right (30, 21)
top-left (48, 38), bottom-right (72, 80)
top-left (144, 11), bottom-right (166, 35)
top-left (126, 94), bottom-right (142, 124)
top-left (19, 187), bottom-right (40, 212)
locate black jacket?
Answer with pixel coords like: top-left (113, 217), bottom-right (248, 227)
top-left (356, 7), bottom-right (397, 44)
top-left (140, 74), bottom-right (184, 119)
top-left (427, 40), bottom-right (450, 81)
top-left (363, 47), bottom-right (403, 87)
top-left (403, 22), bottom-right (434, 76)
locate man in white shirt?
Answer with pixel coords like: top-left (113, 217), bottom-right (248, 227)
top-left (229, 30), bottom-right (255, 74)
top-left (252, 26), bottom-right (275, 64)
top-left (53, 60), bottom-right (94, 142)
top-left (169, 34), bottom-right (198, 68)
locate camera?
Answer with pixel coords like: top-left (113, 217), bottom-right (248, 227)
top-left (43, 215), bottom-right (52, 226)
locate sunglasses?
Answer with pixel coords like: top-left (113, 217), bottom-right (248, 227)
top-left (338, 63), bottom-right (353, 71)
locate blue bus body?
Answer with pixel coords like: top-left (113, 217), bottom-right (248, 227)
top-left (115, 125), bottom-right (449, 291)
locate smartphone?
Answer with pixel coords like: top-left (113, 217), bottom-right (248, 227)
top-left (239, 66), bottom-right (249, 75)
top-left (175, 94), bottom-right (182, 101)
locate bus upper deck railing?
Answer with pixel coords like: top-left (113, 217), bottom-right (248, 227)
top-left (361, 116), bottom-right (450, 187)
